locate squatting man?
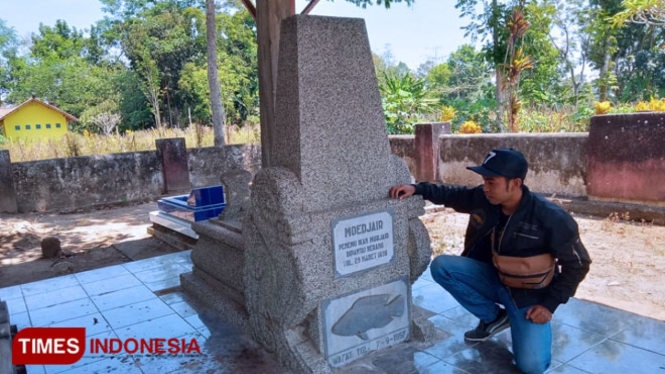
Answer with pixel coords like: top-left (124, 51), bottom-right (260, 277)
top-left (389, 148), bottom-right (591, 374)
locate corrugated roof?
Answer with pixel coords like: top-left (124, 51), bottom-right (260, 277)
top-left (0, 98), bottom-right (78, 122)
top-left (0, 107), bottom-right (14, 118)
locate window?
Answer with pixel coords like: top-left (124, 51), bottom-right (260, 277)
top-left (15, 125), bottom-right (20, 130)
top-left (26, 125), bottom-right (31, 130)
top-left (36, 124), bottom-right (41, 129)
top-left (46, 124), bottom-right (51, 129)
top-left (56, 123), bottom-right (61, 128)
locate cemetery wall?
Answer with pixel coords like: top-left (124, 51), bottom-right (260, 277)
top-left (436, 133), bottom-right (589, 197)
top-left (2, 131), bottom-right (655, 213)
top-left (8, 145), bottom-right (261, 213)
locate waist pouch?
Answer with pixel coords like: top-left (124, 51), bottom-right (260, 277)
top-left (492, 252), bottom-right (555, 289)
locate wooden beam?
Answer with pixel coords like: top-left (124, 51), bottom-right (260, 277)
top-left (301, 0), bottom-right (321, 15)
top-left (240, 0), bottom-right (257, 20)
top-left (256, 0), bottom-right (293, 167)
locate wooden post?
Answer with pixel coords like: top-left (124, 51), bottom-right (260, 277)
top-left (256, 0), bottom-right (294, 168)
top-left (414, 122), bottom-right (450, 182)
top-left (0, 150), bottom-right (18, 213)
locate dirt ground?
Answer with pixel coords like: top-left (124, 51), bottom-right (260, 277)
top-left (1, 203), bottom-right (664, 321)
top-left (0, 203), bottom-right (177, 287)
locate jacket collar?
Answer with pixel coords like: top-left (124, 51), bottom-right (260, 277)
top-left (514, 185), bottom-right (533, 215)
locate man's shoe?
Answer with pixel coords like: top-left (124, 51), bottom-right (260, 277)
top-left (464, 309), bottom-right (510, 342)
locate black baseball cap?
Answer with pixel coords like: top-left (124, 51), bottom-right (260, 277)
top-left (467, 148), bottom-right (528, 181)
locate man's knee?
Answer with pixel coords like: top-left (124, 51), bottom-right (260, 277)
top-left (430, 255), bottom-right (456, 282)
top-left (514, 355), bottom-right (550, 374)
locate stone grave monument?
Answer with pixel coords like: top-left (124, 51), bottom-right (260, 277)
top-left (182, 15), bottom-right (431, 373)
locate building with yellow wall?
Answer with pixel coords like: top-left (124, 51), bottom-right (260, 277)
top-left (0, 97), bottom-right (78, 141)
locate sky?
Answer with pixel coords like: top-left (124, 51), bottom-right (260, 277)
top-left (0, 0), bottom-right (475, 70)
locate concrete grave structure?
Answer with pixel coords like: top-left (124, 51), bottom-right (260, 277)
top-left (182, 15), bottom-right (431, 373)
top-left (156, 138), bottom-right (191, 194)
top-left (149, 185), bottom-right (227, 249)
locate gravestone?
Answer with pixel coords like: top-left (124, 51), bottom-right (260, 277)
top-left (182, 15), bottom-right (431, 373)
top-left (241, 15), bottom-right (431, 372)
top-left (155, 138), bottom-right (191, 194)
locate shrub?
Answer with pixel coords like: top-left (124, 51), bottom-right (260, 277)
top-left (440, 105), bottom-right (456, 122)
top-left (459, 121), bottom-right (482, 134)
top-left (594, 101), bottom-right (612, 115)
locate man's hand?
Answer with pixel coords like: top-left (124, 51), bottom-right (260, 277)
top-left (525, 305), bottom-right (552, 324)
top-left (389, 185), bottom-right (416, 200)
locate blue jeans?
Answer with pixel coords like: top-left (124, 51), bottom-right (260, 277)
top-left (430, 255), bottom-right (552, 374)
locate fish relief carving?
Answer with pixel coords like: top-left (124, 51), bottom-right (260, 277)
top-left (331, 294), bottom-right (404, 340)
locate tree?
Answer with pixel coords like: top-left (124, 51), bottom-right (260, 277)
top-left (122, 23), bottom-right (164, 128)
top-left (206, 0), bottom-right (225, 146)
top-left (0, 19), bottom-right (19, 104)
top-left (544, 0), bottom-right (591, 104)
top-left (584, 0), bottom-right (624, 101)
top-left (120, 7), bottom-right (207, 128)
top-left (456, 0), bottom-right (517, 131)
top-left (611, 21), bottom-right (665, 100)
top-left (503, 7), bottom-right (533, 132)
top-left (177, 1), bottom-right (259, 128)
top-left (613, 0), bottom-right (665, 26)
top-left (445, 45), bottom-right (493, 103)
top-left (444, 45), bottom-right (496, 131)
top-left (30, 20), bottom-right (85, 61)
top-left (423, 62), bottom-right (452, 98)
top-left (4, 20), bottom-right (118, 122)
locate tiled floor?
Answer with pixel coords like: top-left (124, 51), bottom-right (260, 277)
top-left (2, 252), bottom-right (665, 374)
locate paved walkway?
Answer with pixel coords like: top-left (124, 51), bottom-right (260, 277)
top-left (2, 251), bottom-right (664, 374)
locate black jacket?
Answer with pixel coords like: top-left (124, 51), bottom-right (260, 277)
top-left (415, 182), bottom-right (591, 313)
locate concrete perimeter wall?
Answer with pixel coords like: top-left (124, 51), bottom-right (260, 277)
top-left (2, 111), bottom-right (662, 213)
top-left (7, 144), bottom-right (261, 213)
top-left (437, 133), bottom-right (588, 197)
top-left (390, 132), bottom-right (588, 197)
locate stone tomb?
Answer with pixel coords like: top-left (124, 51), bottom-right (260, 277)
top-left (182, 15), bottom-right (431, 373)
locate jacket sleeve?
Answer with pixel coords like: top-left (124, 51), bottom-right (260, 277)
top-left (413, 182), bottom-right (484, 214)
top-left (540, 211), bottom-right (592, 313)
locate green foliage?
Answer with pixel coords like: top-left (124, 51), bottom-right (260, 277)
top-left (448, 97), bottom-right (498, 133)
top-left (30, 20), bottom-right (85, 61)
top-left (343, 0), bottom-right (415, 8)
top-left (0, 20), bottom-right (19, 102)
top-left (379, 72), bottom-right (436, 134)
top-left (216, 2), bottom-right (259, 125)
top-left (613, 30), bottom-right (665, 101)
top-left (519, 1), bottom-right (566, 106)
top-left (3, 0), bottom-right (665, 139)
top-left (423, 62), bottom-right (452, 97)
top-left (517, 105), bottom-right (590, 132)
top-left (417, 44), bottom-right (496, 131)
top-left (441, 45), bottom-right (493, 103)
top-left (613, 0), bottom-right (665, 26)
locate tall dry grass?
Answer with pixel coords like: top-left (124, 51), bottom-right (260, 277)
top-left (1, 124), bottom-right (260, 162)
